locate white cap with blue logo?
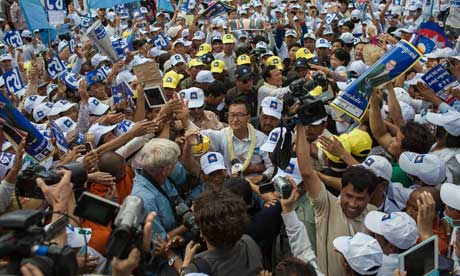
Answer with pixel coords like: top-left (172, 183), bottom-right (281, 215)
top-left (200, 152), bottom-right (226, 175)
top-left (260, 96), bottom-right (283, 119)
top-left (180, 87), bottom-right (205, 109)
top-left (274, 158), bottom-right (302, 184)
top-left (261, 127), bottom-right (292, 153)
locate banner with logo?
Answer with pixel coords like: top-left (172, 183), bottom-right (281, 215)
top-left (86, 20), bottom-right (119, 63)
top-left (50, 120), bottom-right (69, 153)
top-left (331, 40), bottom-right (422, 121)
top-left (151, 33), bottom-right (170, 50)
top-left (60, 71), bottom-right (78, 90)
top-left (46, 56), bottom-right (66, 79)
top-left (201, 1), bottom-right (234, 18)
top-left (46, 0), bottom-right (66, 25)
top-left (4, 31), bottom-right (24, 48)
top-left (112, 39), bottom-right (128, 59)
top-left (2, 68), bottom-right (25, 96)
top-left (0, 93), bottom-right (54, 162)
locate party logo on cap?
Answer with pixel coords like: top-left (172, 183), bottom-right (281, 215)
top-left (166, 77), bottom-right (173, 83)
top-left (208, 153), bottom-right (217, 163)
top-left (175, 55), bottom-right (181, 60)
top-left (64, 119), bottom-right (73, 128)
top-left (180, 92), bottom-right (186, 98)
top-left (213, 61), bottom-right (219, 67)
top-left (364, 157), bottom-right (375, 166)
top-left (270, 101), bottom-right (278, 109)
top-left (29, 96), bottom-right (37, 101)
top-left (273, 59), bottom-right (279, 64)
top-left (0, 152), bottom-right (13, 166)
top-left (285, 163), bottom-right (294, 174)
top-left (270, 132), bottom-right (279, 142)
top-left (190, 92), bottom-right (198, 99)
top-left (414, 155), bottom-right (425, 163)
top-left (45, 103), bottom-right (53, 109)
top-left (92, 98), bottom-right (100, 106)
top-left (381, 213), bottom-right (392, 221)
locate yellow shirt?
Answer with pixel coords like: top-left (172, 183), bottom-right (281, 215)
top-left (310, 182), bottom-right (376, 276)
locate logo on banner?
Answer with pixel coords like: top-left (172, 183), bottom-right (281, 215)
top-left (2, 68), bottom-right (25, 95)
top-left (94, 25), bottom-right (107, 40)
top-left (47, 56), bottom-right (66, 78)
top-left (46, 0), bottom-right (64, 10)
top-left (80, 17), bottom-right (91, 28)
top-left (4, 31), bottom-right (23, 48)
top-left (152, 33), bottom-right (170, 49)
top-left (112, 40), bottom-right (128, 58)
top-left (60, 72), bottom-right (78, 90)
top-left (69, 37), bottom-right (77, 53)
top-left (50, 120), bottom-right (68, 153)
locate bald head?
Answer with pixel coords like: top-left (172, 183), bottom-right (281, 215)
top-left (98, 151), bottom-right (126, 180)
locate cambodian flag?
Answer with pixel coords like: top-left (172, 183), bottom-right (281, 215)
top-left (412, 21), bottom-right (451, 54)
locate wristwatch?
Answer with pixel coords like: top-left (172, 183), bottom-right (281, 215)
top-left (168, 255), bottom-right (178, 266)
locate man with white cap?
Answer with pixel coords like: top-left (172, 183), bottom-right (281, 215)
top-left (199, 152), bottom-right (227, 190)
top-left (365, 211), bottom-right (418, 275)
top-left (88, 97), bottom-right (110, 116)
top-left (88, 123), bottom-right (117, 147)
top-left (361, 155), bottom-right (412, 213)
top-left (251, 96), bottom-right (282, 135)
top-left (398, 151), bottom-right (450, 188)
top-left (333, 232), bottom-right (384, 276)
top-left (180, 87), bottom-right (224, 130)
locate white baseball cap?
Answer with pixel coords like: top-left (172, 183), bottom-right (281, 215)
top-left (21, 30), bottom-right (32, 38)
top-left (24, 95), bottom-right (47, 114)
top-left (337, 78), bottom-right (355, 91)
top-left (196, 70), bottom-right (215, 84)
top-left (116, 70), bottom-right (137, 85)
top-left (55, 116), bottom-right (77, 133)
top-left (365, 211), bottom-right (418, 250)
top-left (88, 97), bottom-right (110, 115)
top-left (399, 152), bottom-right (447, 186)
top-left (285, 29), bottom-right (297, 38)
top-left (340, 32), bottom-right (355, 44)
top-left (170, 54), bottom-right (186, 66)
top-left (274, 158), bottom-right (302, 184)
top-left (58, 40), bottom-right (69, 52)
top-left (441, 183), bottom-right (460, 210)
top-left (91, 53), bottom-right (110, 68)
top-left (261, 97), bottom-right (283, 119)
top-left (333, 232), bottom-right (383, 275)
top-left (200, 152), bottom-right (226, 175)
top-left (0, 152), bottom-right (15, 180)
top-left (425, 110), bottom-right (460, 136)
top-left (316, 38), bottom-right (331, 48)
top-left (361, 155), bottom-right (392, 182)
top-left (260, 127), bottom-right (293, 153)
top-left (193, 31), bottom-right (206, 40)
top-left (351, 9), bottom-right (361, 20)
top-left (47, 100), bottom-right (76, 116)
top-left (180, 87), bottom-right (205, 109)
top-left (88, 123), bottom-right (117, 146)
top-left (303, 32), bottom-right (317, 40)
top-left (400, 25), bottom-right (416, 34)
top-left (115, 119), bottom-right (135, 136)
top-left (348, 60), bottom-right (368, 77)
top-left (46, 83), bottom-right (58, 97)
top-left (33, 102), bottom-right (54, 122)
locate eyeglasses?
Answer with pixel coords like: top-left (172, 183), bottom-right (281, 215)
top-left (228, 113), bottom-right (249, 120)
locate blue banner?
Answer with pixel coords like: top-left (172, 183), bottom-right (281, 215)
top-left (0, 93), bottom-right (54, 162)
top-left (50, 120), bottom-right (68, 153)
top-left (422, 64), bottom-right (459, 101)
top-left (201, 1), bottom-right (234, 18)
top-left (2, 68), bottom-right (25, 96)
top-left (4, 31), bottom-right (24, 48)
top-left (85, 69), bottom-right (106, 87)
top-left (87, 0), bottom-right (138, 9)
top-left (157, 0), bottom-right (174, 13)
top-left (19, 0), bottom-right (56, 33)
top-left (69, 37), bottom-right (77, 54)
top-left (46, 56), bottom-right (66, 79)
top-left (45, 0), bottom-right (65, 10)
top-left (151, 33), bottom-right (170, 50)
top-left (80, 17), bottom-right (91, 29)
top-left (112, 39), bottom-right (128, 58)
top-left (332, 40), bottom-right (422, 121)
top-left (412, 21), bottom-right (451, 52)
top-left (60, 71), bottom-right (78, 90)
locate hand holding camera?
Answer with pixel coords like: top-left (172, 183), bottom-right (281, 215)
top-left (279, 176), bottom-right (300, 214)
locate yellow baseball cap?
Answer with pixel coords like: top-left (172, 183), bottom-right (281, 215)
top-left (267, 56), bottom-right (284, 70)
top-left (189, 58), bottom-right (205, 68)
top-left (295, 48), bottom-right (315, 60)
top-left (197, 43), bottom-right (212, 57)
top-left (319, 135), bottom-right (351, 163)
top-left (211, 60), bottom-right (226, 73)
top-left (222, 34), bottom-right (235, 44)
top-left (163, 71), bottom-right (183, 89)
top-left (341, 128), bottom-right (372, 157)
top-left (237, 54), bottom-right (251, 66)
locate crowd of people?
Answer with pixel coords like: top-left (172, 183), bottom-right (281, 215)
top-left (0, 0), bottom-right (460, 275)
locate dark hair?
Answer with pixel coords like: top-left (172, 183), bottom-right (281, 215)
top-left (132, 39), bottom-right (147, 51)
top-left (206, 80), bottom-right (226, 97)
top-left (262, 65), bottom-right (278, 81)
top-left (342, 21), bottom-right (355, 32)
top-left (435, 126), bottom-right (460, 148)
top-left (229, 97), bottom-right (252, 115)
top-left (253, 35), bottom-right (267, 45)
top-left (274, 257), bottom-right (318, 276)
top-left (223, 177), bottom-right (253, 206)
top-left (235, 44), bottom-right (251, 56)
top-left (333, 39), bottom-right (344, 48)
top-left (400, 122), bottom-right (435, 153)
top-left (193, 189), bottom-right (249, 248)
top-left (341, 166), bottom-right (379, 195)
top-left (288, 42), bottom-right (301, 51)
top-left (332, 48), bottom-right (350, 66)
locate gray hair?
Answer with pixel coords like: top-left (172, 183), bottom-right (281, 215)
top-left (136, 138), bottom-right (181, 174)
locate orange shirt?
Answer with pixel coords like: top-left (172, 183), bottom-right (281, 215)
top-left (81, 165), bottom-right (135, 254)
top-left (416, 219), bottom-right (450, 256)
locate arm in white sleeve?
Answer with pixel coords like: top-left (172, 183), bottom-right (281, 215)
top-left (261, 150), bottom-right (274, 178)
top-left (115, 133), bottom-right (156, 160)
top-left (71, 56), bottom-right (84, 75)
top-left (267, 31), bottom-right (275, 52)
top-left (281, 210), bottom-right (324, 276)
top-left (0, 179), bottom-right (15, 213)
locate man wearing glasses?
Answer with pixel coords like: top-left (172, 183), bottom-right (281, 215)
top-left (201, 98), bottom-right (274, 184)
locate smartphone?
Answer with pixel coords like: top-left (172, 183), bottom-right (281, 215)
top-left (259, 182), bottom-right (275, 194)
top-left (84, 142), bottom-right (93, 153)
top-left (74, 192), bottom-right (120, 226)
top-left (398, 235), bottom-right (438, 276)
top-left (144, 85), bottom-right (167, 108)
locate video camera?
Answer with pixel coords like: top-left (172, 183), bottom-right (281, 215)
top-left (74, 192), bottom-right (147, 259)
top-left (175, 203), bottom-right (200, 242)
top-left (0, 210), bottom-right (78, 276)
top-left (16, 162), bottom-right (88, 200)
top-left (259, 176), bottom-right (292, 199)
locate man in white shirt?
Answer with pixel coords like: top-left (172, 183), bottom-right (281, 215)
top-left (214, 34), bottom-right (237, 80)
top-left (257, 65), bottom-right (292, 115)
top-left (201, 98), bottom-right (274, 184)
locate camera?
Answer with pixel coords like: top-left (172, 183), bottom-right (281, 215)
top-left (0, 210), bottom-right (78, 276)
top-left (175, 203), bottom-right (200, 241)
top-left (16, 162), bottom-right (88, 199)
top-left (105, 196), bottom-right (147, 259)
top-left (289, 72), bottom-right (328, 102)
top-left (272, 176), bottom-right (292, 199)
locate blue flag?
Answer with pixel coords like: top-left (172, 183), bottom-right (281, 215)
top-left (201, 1), bottom-right (234, 18)
top-left (158, 0), bottom-right (174, 13)
top-left (87, 0), bottom-right (138, 9)
top-left (412, 21), bottom-right (451, 54)
top-left (19, 0), bottom-right (57, 45)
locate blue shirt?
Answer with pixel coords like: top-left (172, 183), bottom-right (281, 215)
top-left (131, 162), bottom-right (187, 239)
